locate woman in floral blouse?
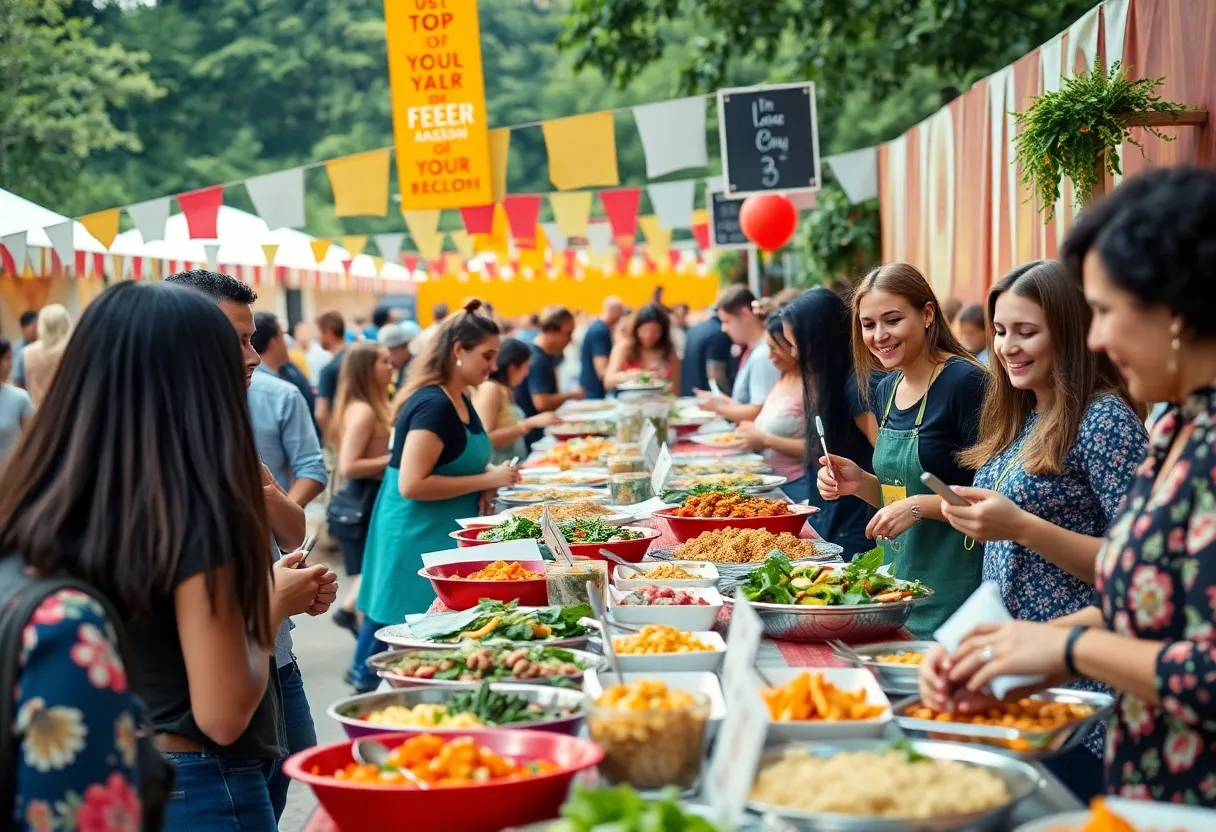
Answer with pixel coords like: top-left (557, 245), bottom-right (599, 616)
top-left (929, 260), bottom-right (1146, 800)
top-left (921, 167), bottom-right (1216, 805)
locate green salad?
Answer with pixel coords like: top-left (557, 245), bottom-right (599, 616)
top-left (540, 786), bottom-right (729, 832)
top-left (477, 516), bottom-right (641, 545)
top-left (407, 599), bottom-right (592, 643)
top-left (742, 547), bottom-right (927, 606)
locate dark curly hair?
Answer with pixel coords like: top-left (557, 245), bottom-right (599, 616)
top-left (165, 269), bottom-right (258, 305)
top-left (1061, 166), bottom-right (1216, 335)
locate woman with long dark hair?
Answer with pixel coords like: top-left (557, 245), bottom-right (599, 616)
top-left (778, 289), bottom-right (879, 555)
top-left (474, 338), bottom-right (558, 465)
top-left (0, 282), bottom-right (324, 830)
top-left (347, 300), bottom-right (519, 692)
top-left (604, 303), bottom-right (680, 391)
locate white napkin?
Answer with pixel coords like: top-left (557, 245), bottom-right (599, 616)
top-left (934, 581), bottom-right (1044, 699)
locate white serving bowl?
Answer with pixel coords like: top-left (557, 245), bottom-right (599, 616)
top-left (757, 666), bottom-right (893, 742)
top-left (581, 669), bottom-right (727, 741)
top-left (608, 585), bottom-right (723, 632)
top-left (609, 630), bottom-right (727, 673)
top-left (612, 560), bottom-right (719, 590)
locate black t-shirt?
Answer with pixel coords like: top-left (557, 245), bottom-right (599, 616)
top-left (681, 317), bottom-right (734, 396)
top-left (127, 542), bottom-right (286, 759)
top-left (389, 385), bottom-right (485, 469)
top-left (579, 320), bottom-right (613, 400)
top-left (514, 343), bottom-right (559, 448)
top-left (317, 351), bottom-right (345, 402)
top-left (872, 357), bottom-right (987, 486)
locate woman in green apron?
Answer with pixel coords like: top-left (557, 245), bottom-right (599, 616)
top-left (346, 300), bottom-right (520, 691)
top-left (817, 263), bottom-right (987, 637)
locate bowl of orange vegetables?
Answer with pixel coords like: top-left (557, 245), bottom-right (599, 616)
top-left (419, 560), bottom-right (549, 610)
top-left (283, 730), bottom-right (604, 832)
top-left (759, 668), bottom-right (892, 742)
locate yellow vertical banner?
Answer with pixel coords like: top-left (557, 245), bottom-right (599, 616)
top-left (384, 0), bottom-right (492, 210)
top-left (489, 128), bottom-right (511, 201)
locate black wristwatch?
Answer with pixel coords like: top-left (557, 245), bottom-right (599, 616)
top-left (1063, 625), bottom-right (1089, 676)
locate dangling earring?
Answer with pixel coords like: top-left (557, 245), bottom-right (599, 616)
top-left (457, 358), bottom-right (463, 367)
top-left (1167, 320), bottom-right (1182, 375)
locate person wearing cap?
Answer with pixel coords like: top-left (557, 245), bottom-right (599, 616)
top-left (379, 320), bottom-right (421, 392)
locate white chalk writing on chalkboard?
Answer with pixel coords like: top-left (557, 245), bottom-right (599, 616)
top-left (717, 82), bottom-right (821, 198)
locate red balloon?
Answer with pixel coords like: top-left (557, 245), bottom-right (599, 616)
top-left (738, 193), bottom-right (799, 252)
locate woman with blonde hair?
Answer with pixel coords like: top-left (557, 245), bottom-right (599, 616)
top-left (326, 341), bottom-right (394, 639)
top-left (20, 304), bottom-right (72, 406)
top-left (817, 263), bottom-right (987, 636)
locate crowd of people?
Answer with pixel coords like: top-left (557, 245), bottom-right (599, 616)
top-left (1, 166), bottom-right (1214, 828)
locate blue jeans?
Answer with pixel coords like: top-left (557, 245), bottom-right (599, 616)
top-left (268, 660), bottom-right (318, 821)
top-left (349, 616), bottom-right (389, 690)
top-left (162, 750), bottom-right (276, 832)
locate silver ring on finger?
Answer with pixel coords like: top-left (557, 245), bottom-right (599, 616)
top-left (979, 645), bottom-right (994, 663)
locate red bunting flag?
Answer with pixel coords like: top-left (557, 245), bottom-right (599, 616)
top-left (460, 204), bottom-right (496, 236)
top-left (691, 220), bottom-right (710, 250)
top-left (668, 249), bottom-right (683, 270)
top-left (402, 254), bottom-right (420, 275)
top-left (563, 249), bottom-right (577, 276)
top-left (176, 185), bottom-right (224, 239)
top-left (428, 258), bottom-right (444, 276)
top-left (132, 257), bottom-right (144, 281)
top-left (0, 246), bottom-right (15, 276)
top-left (599, 187), bottom-right (642, 240)
top-left (502, 195), bottom-right (543, 249)
top-left (92, 253), bottom-right (105, 278)
top-left (74, 251), bottom-right (86, 277)
top-left (483, 261), bottom-right (497, 279)
top-left (341, 259), bottom-right (353, 275)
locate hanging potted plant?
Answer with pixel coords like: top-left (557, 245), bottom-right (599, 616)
top-left (792, 184), bottom-right (879, 287)
top-left (1013, 57), bottom-right (1191, 222)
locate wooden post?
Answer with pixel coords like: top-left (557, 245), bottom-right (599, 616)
top-left (1083, 109), bottom-right (1208, 207)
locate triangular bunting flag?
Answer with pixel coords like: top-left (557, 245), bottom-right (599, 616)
top-left (691, 209), bottom-right (710, 249)
top-left (203, 244), bottom-right (220, 271)
top-left (371, 255), bottom-right (385, 275)
top-left (326, 148), bottom-right (391, 217)
top-left (402, 254), bottom-right (420, 275)
top-left (501, 195), bottom-right (542, 249)
top-left (548, 191), bottom-right (592, 241)
top-left (449, 229), bottom-right (476, 260)
top-left (599, 188), bottom-right (642, 240)
top-left (585, 222), bottom-right (614, 256)
top-left (1, 233), bottom-right (27, 273)
top-left (111, 255), bottom-right (126, 280)
top-left (92, 253), bottom-right (105, 278)
top-left (46, 222), bottom-right (75, 264)
top-left (127, 197), bottom-right (172, 242)
top-left (262, 244), bottom-right (279, 265)
top-left (132, 257), bottom-right (144, 281)
top-left (489, 129), bottom-right (511, 202)
top-left (80, 209), bottom-right (121, 249)
top-left (541, 222), bottom-right (567, 253)
top-left (339, 235), bottom-right (367, 257)
top-left (824, 147), bottom-right (879, 203)
top-left (668, 249), bottom-right (684, 270)
top-left (541, 112), bottom-right (620, 191)
top-left (403, 210), bottom-right (444, 262)
top-left (632, 97), bottom-right (709, 178)
top-left (177, 186), bottom-right (224, 239)
top-left (460, 205), bottom-right (496, 235)
top-left (704, 175), bottom-right (725, 193)
top-left (341, 259), bottom-right (354, 276)
top-left (310, 239), bottom-right (332, 263)
top-left (245, 168), bottom-right (306, 229)
top-left (373, 233), bottom-right (405, 263)
top-left (647, 180), bottom-right (696, 230)
top-left (637, 215), bottom-right (671, 266)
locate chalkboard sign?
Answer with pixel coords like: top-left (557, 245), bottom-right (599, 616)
top-left (707, 190), bottom-right (750, 250)
top-left (717, 82), bottom-right (821, 197)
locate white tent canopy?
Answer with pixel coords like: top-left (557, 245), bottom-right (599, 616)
top-left (0, 188), bottom-right (107, 253)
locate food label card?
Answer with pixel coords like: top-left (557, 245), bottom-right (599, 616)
top-left (640, 420), bottom-right (660, 469)
top-left (421, 539), bottom-right (541, 568)
top-left (707, 670), bottom-right (768, 822)
top-left (650, 443), bottom-right (674, 495)
top-left (540, 506), bottom-right (575, 565)
top-left (721, 589), bottom-right (764, 688)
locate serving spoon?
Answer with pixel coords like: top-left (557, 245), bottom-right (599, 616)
top-left (352, 739), bottom-right (430, 790)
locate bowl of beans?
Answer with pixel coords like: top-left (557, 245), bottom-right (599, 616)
top-left (419, 560), bottom-right (549, 610)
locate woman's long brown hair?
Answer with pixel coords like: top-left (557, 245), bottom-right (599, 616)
top-left (850, 262), bottom-right (981, 407)
top-left (959, 260), bottom-right (1136, 476)
top-left (392, 298), bottom-right (500, 417)
top-left (0, 282), bottom-right (274, 646)
top-left (329, 341), bottom-right (391, 445)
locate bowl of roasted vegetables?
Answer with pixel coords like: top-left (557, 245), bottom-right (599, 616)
top-left (328, 681), bottom-right (588, 739)
top-left (374, 600), bottom-right (594, 649)
top-left (368, 644), bottom-right (603, 688)
top-left (419, 559), bottom-right (549, 610)
top-left (282, 730), bottom-right (604, 832)
top-left (654, 490), bottom-right (816, 542)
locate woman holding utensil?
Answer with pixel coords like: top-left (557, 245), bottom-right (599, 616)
top-left (604, 303), bottom-right (680, 392)
top-left (817, 263), bottom-right (987, 636)
top-left (348, 300), bottom-right (519, 693)
top-left (922, 168), bottom-right (1216, 805)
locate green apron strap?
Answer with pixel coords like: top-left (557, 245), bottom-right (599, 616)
top-left (913, 362), bottom-right (944, 428)
top-left (881, 373), bottom-right (903, 427)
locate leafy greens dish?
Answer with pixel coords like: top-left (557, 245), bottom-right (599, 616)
top-left (405, 599), bottom-right (593, 644)
top-left (742, 548), bottom-right (928, 606)
top-left (477, 516), bottom-right (642, 545)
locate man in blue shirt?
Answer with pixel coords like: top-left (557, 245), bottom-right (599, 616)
top-left (252, 311), bottom-right (320, 442)
top-left (515, 306), bottom-right (584, 448)
top-left (578, 296), bottom-right (626, 400)
top-left (9, 309), bottom-right (38, 388)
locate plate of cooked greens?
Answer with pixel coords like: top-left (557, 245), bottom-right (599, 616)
top-left (374, 599), bottom-right (595, 649)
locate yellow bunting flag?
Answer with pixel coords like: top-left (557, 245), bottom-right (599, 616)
top-left (371, 255), bottom-right (385, 275)
top-left (443, 252), bottom-right (464, 276)
top-left (541, 112), bottom-right (620, 190)
top-left (518, 226), bottom-right (547, 272)
top-left (326, 149), bottom-right (391, 217)
top-left (472, 203), bottom-right (510, 259)
top-left (449, 229), bottom-right (476, 260)
top-left (384, 0), bottom-right (493, 210)
top-left (548, 191), bottom-right (593, 240)
top-left (111, 255), bottom-right (125, 280)
top-left (339, 235), bottom-right (367, 257)
top-left (638, 215), bottom-right (671, 265)
top-left (404, 210), bottom-right (445, 262)
top-left (489, 128), bottom-right (510, 201)
top-left (691, 208), bottom-right (709, 226)
top-left (310, 239), bottom-right (332, 263)
top-left (80, 209), bottom-right (120, 249)
top-left (262, 244), bottom-right (279, 265)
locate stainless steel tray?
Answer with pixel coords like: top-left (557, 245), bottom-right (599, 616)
top-left (749, 738), bottom-right (1044, 831)
top-left (830, 640), bottom-right (936, 695)
top-left (720, 592), bottom-right (930, 643)
top-left (892, 688), bottom-right (1114, 760)
top-left (328, 683), bottom-right (588, 735)
top-left (367, 646), bottom-right (603, 687)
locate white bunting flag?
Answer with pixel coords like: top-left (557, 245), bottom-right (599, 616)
top-left (647, 179), bottom-right (696, 230)
top-left (373, 233), bottom-right (406, 263)
top-left (2, 232), bottom-right (27, 273)
top-left (585, 222), bottom-right (614, 256)
top-left (204, 243), bottom-right (221, 272)
top-left (541, 222), bottom-right (567, 252)
top-left (632, 97), bottom-right (708, 178)
top-left (126, 197), bottom-right (171, 242)
top-left (45, 222), bottom-right (75, 265)
top-left (824, 146), bottom-right (879, 203)
top-left (703, 175), bottom-right (725, 194)
top-left (245, 168), bottom-right (306, 229)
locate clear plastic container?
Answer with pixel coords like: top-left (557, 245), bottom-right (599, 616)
top-left (586, 692), bottom-right (710, 789)
top-left (606, 454), bottom-right (646, 474)
top-left (616, 403), bottom-right (645, 444)
top-left (642, 401), bottom-right (670, 445)
top-left (609, 472), bottom-right (653, 505)
top-left (544, 559), bottom-right (608, 608)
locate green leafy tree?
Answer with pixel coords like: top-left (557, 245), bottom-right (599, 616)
top-left (0, 0), bottom-right (160, 208)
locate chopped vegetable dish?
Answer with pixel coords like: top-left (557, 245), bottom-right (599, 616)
top-left (674, 491), bottom-right (790, 518)
top-left (742, 548), bottom-right (927, 606)
top-left (612, 625), bottom-right (714, 655)
top-left (761, 671), bottom-right (887, 722)
top-left (450, 560), bottom-right (543, 581)
top-left (405, 599), bottom-right (592, 644)
top-left (327, 734), bottom-right (558, 786)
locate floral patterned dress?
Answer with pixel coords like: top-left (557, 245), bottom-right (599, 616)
top-left (1096, 388), bottom-right (1216, 804)
top-left (11, 589), bottom-right (142, 831)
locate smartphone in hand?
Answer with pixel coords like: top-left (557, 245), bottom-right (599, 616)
top-left (920, 472), bottom-right (971, 507)
top-left (296, 534), bottom-right (319, 568)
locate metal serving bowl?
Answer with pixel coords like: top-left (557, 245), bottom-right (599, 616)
top-left (720, 592), bottom-right (931, 643)
top-left (327, 683), bottom-right (588, 739)
top-left (749, 738), bottom-right (1044, 832)
top-left (368, 646), bottom-right (605, 688)
top-left (830, 640), bottom-right (936, 695)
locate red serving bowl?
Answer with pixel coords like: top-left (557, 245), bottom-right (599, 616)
top-left (284, 729), bottom-right (603, 832)
top-left (567, 525), bottom-right (661, 562)
top-left (418, 560), bottom-right (549, 610)
top-left (449, 525), bottom-right (496, 547)
top-left (654, 504), bottom-right (818, 542)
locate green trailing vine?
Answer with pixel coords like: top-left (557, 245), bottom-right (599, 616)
top-left (1013, 57), bottom-right (1187, 222)
top-left (792, 184), bottom-right (879, 287)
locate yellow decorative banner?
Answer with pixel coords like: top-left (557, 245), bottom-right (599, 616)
top-left (638, 215), bottom-right (671, 265)
top-left (384, 0), bottom-right (493, 210)
top-left (326, 149), bottom-right (391, 217)
top-left (339, 235), bottom-right (367, 257)
top-left (80, 209), bottom-right (120, 249)
top-left (489, 128), bottom-right (510, 201)
top-left (548, 191), bottom-right (593, 240)
top-left (541, 112), bottom-right (620, 191)
top-left (404, 209), bottom-right (445, 262)
top-left (472, 204), bottom-right (510, 259)
top-left (310, 239), bottom-right (332, 263)
top-left (262, 243), bottom-right (279, 265)
top-left (518, 226), bottom-right (548, 272)
top-left (449, 229), bottom-right (476, 260)
top-left (371, 255), bottom-right (385, 275)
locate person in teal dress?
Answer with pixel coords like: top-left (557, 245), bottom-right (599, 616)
top-left (346, 299), bottom-right (520, 692)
